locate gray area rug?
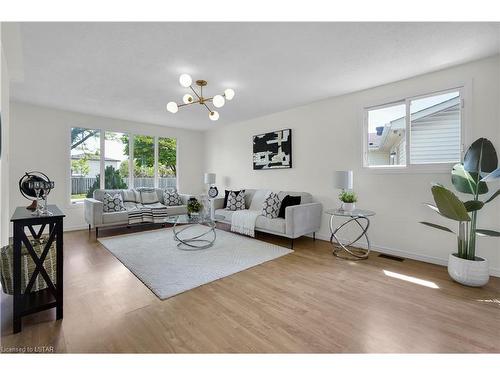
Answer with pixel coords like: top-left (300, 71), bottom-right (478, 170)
top-left (98, 226), bottom-right (293, 300)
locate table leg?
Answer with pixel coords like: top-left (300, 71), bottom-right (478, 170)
top-left (330, 216), bottom-right (371, 260)
top-left (13, 223), bottom-right (22, 333)
top-left (56, 218), bottom-right (64, 320)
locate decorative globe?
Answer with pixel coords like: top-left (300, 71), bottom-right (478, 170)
top-left (18, 171), bottom-right (53, 200)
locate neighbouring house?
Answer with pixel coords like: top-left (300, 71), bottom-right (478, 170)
top-left (368, 96), bottom-right (461, 165)
top-left (71, 153), bottom-right (120, 177)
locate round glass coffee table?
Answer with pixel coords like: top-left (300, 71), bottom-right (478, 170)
top-left (164, 214), bottom-right (224, 250)
top-left (325, 209), bottom-right (376, 260)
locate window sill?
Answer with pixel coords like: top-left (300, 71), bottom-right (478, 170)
top-left (363, 163), bottom-right (455, 174)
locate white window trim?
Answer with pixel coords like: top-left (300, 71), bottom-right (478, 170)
top-left (68, 128), bottom-right (178, 205)
top-left (362, 82), bottom-right (470, 174)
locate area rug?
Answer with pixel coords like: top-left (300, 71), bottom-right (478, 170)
top-left (98, 226), bottom-right (293, 300)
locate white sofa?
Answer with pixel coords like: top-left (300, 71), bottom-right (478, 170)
top-left (213, 189), bottom-right (322, 248)
top-left (84, 187), bottom-right (191, 237)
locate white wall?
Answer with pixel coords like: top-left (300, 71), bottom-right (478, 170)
top-left (9, 102), bottom-right (205, 231)
top-left (0, 29), bottom-right (11, 247)
top-left (204, 55), bottom-right (500, 275)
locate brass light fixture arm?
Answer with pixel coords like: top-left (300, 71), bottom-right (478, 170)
top-left (189, 85), bottom-right (202, 100)
top-left (169, 79), bottom-right (226, 117)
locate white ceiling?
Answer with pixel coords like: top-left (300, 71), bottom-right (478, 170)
top-left (9, 22), bottom-right (500, 130)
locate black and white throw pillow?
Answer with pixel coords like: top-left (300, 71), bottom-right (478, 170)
top-left (261, 192), bottom-right (281, 218)
top-left (164, 190), bottom-right (182, 206)
top-left (223, 189), bottom-right (245, 207)
top-left (226, 191), bottom-right (246, 211)
top-left (103, 193), bottom-right (126, 213)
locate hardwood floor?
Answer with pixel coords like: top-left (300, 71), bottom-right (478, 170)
top-left (1, 224), bottom-right (499, 353)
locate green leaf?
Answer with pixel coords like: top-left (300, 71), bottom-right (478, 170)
top-left (481, 167), bottom-right (500, 182)
top-left (424, 203), bottom-right (449, 219)
top-left (464, 138), bottom-right (498, 174)
top-left (451, 163), bottom-right (488, 195)
top-left (476, 229), bottom-right (500, 237)
top-left (420, 221), bottom-right (455, 234)
top-left (431, 185), bottom-right (471, 221)
top-left (463, 200), bottom-right (484, 212)
top-left (484, 189), bottom-right (500, 204)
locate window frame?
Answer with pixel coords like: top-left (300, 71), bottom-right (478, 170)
top-left (68, 127), bottom-right (178, 205)
top-left (362, 85), bottom-right (466, 174)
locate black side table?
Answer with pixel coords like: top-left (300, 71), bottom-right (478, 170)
top-left (10, 205), bottom-right (65, 333)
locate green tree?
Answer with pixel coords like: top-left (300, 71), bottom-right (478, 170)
top-left (123, 136), bottom-right (177, 175)
top-left (86, 165), bottom-right (128, 198)
top-left (71, 127), bottom-right (99, 150)
top-left (71, 158), bottom-right (90, 176)
top-left (119, 160), bottom-right (129, 178)
top-left (159, 137), bottom-right (177, 175)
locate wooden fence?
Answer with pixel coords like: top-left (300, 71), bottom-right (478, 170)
top-left (71, 177), bottom-right (177, 194)
top-left (71, 177), bottom-right (96, 194)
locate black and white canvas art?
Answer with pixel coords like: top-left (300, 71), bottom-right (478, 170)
top-left (253, 129), bottom-right (292, 170)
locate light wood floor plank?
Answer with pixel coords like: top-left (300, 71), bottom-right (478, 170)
top-left (1, 224), bottom-right (499, 353)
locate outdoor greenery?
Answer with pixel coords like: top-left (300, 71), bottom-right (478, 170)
top-left (339, 191), bottom-right (357, 203)
top-left (420, 138), bottom-right (500, 260)
top-left (71, 158), bottom-right (90, 176)
top-left (86, 165), bottom-right (128, 198)
top-left (71, 127), bottom-right (99, 151)
top-left (122, 135), bottom-right (177, 175)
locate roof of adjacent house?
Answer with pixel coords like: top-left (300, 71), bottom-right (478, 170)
top-left (368, 96), bottom-right (460, 151)
top-left (71, 153), bottom-right (121, 162)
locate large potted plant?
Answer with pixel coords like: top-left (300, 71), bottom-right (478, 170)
top-left (420, 138), bottom-right (500, 287)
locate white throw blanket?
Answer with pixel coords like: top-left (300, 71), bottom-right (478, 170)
top-left (230, 189), bottom-right (271, 237)
top-left (231, 210), bottom-right (261, 237)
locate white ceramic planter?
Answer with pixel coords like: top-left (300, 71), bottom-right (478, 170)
top-left (342, 202), bottom-right (356, 212)
top-left (448, 253), bottom-right (489, 287)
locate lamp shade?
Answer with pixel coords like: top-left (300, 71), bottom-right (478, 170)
top-left (204, 173), bottom-right (216, 184)
top-left (334, 170), bottom-right (353, 190)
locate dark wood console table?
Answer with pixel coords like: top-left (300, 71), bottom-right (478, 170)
top-left (10, 205), bottom-right (65, 333)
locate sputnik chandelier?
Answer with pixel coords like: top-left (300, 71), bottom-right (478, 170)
top-left (166, 74), bottom-right (235, 121)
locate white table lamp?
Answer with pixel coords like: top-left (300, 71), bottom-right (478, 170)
top-left (204, 173), bottom-right (216, 185)
top-left (334, 170), bottom-right (353, 191)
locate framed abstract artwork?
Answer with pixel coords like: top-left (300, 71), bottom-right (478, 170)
top-left (252, 129), bottom-right (292, 170)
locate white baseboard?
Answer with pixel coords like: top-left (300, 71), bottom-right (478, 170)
top-left (311, 232), bottom-right (500, 278)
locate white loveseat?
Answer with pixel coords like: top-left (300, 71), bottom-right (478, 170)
top-left (213, 189), bottom-right (322, 248)
top-left (84, 188), bottom-right (191, 237)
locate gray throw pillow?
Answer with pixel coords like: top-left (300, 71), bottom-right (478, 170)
top-left (262, 192), bottom-right (281, 218)
top-left (123, 189), bottom-right (140, 203)
top-left (164, 190), bottom-right (182, 206)
top-left (226, 191), bottom-right (246, 211)
top-left (103, 193), bottom-right (126, 213)
top-left (140, 190), bottom-right (159, 204)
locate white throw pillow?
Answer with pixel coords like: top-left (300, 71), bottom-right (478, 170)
top-left (261, 192), bottom-right (281, 218)
top-left (164, 190), bottom-right (182, 206)
top-left (103, 193), bottom-right (126, 213)
top-left (226, 191), bottom-right (246, 211)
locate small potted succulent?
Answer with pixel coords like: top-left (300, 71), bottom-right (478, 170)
top-left (420, 138), bottom-right (500, 287)
top-left (187, 197), bottom-right (203, 217)
top-left (339, 191), bottom-right (357, 212)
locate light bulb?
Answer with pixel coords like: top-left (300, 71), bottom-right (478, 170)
top-left (224, 88), bottom-right (235, 100)
top-left (166, 101), bottom-right (178, 113)
top-left (183, 94), bottom-right (194, 104)
top-left (179, 74), bottom-right (192, 88)
top-left (209, 111), bottom-right (219, 121)
top-left (212, 94), bottom-right (225, 108)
